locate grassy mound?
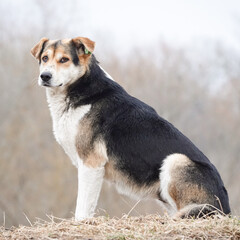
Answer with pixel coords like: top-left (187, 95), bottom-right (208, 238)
top-left (1, 215), bottom-right (239, 239)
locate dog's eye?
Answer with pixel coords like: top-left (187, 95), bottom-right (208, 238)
top-left (60, 57), bottom-right (69, 63)
top-left (42, 56), bottom-right (48, 62)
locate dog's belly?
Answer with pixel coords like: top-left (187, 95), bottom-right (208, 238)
top-left (104, 161), bottom-right (160, 200)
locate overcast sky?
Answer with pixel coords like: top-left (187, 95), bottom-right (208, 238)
top-left (1, 0), bottom-right (240, 54)
top-left (82, 0), bottom-right (240, 51)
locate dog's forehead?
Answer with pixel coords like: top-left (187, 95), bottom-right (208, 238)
top-left (61, 38), bottom-right (71, 44)
top-left (43, 39), bottom-right (73, 55)
top-left (47, 39), bottom-right (71, 48)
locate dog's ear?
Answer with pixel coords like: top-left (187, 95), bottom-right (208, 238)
top-left (72, 37), bottom-right (95, 55)
top-left (31, 37), bottom-right (49, 59)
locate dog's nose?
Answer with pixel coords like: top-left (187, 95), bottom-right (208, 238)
top-left (40, 72), bottom-right (52, 82)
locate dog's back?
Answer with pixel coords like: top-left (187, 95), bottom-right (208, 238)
top-left (66, 55), bottom-right (230, 217)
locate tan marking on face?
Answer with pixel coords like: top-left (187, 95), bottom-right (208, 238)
top-left (42, 40), bottom-right (90, 72)
top-left (41, 40), bottom-right (58, 57)
top-left (61, 38), bottom-right (71, 44)
top-left (55, 47), bottom-right (72, 69)
top-left (41, 44), bottom-right (73, 69)
top-left (41, 48), bottom-right (54, 64)
top-left (33, 37), bottom-right (96, 86)
top-left (40, 41), bottom-right (56, 65)
top-left (78, 55), bottom-right (89, 71)
top-left (47, 40), bottom-right (58, 46)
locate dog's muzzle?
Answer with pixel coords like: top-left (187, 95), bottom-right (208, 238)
top-left (40, 72), bottom-right (52, 86)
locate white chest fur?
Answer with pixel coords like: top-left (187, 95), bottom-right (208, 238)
top-left (46, 89), bottom-right (91, 167)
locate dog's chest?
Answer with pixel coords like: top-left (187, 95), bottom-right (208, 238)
top-left (46, 91), bottom-right (91, 166)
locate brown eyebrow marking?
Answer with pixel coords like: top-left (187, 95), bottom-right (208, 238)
top-left (42, 40), bottom-right (80, 66)
top-left (39, 40), bottom-right (48, 64)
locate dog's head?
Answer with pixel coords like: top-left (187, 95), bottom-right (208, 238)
top-left (31, 37), bottom-right (95, 88)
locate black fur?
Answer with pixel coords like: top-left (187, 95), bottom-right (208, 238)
top-left (50, 40), bottom-right (61, 56)
top-left (38, 40), bottom-right (48, 64)
top-left (53, 40), bottom-right (61, 49)
top-left (66, 55), bottom-right (231, 214)
top-left (69, 40), bottom-right (80, 66)
top-left (66, 55), bottom-right (124, 108)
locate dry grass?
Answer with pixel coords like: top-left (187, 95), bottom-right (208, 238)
top-left (1, 214), bottom-right (239, 240)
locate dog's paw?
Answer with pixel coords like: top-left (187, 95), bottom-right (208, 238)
top-left (75, 216), bottom-right (87, 221)
top-left (75, 212), bottom-right (94, 221)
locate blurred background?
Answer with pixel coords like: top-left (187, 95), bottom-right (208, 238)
top-left (0, 0), bottom-right (240, 227)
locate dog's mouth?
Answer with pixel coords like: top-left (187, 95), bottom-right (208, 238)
top-left (41, 82), bottom-right (63, 87)
top-left (42, 82), bottom-right (51, 87)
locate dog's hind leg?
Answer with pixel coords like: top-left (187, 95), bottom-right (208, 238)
top-left (159, 153), bottom-right (228, 218)
top-left (75, 164), bottom-right (105, 221)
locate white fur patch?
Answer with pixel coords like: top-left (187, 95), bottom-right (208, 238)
top-left (46, 89), bottom-right (91, 167)
top-left (99, 65), bottom-right (114, 81)
top-left (159, 153), bottom-right (185, 214)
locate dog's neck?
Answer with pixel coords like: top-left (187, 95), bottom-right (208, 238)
top-left (46, 87), bottom-right (68, 123)
top-left (46, 57), bottom-right (124, 120)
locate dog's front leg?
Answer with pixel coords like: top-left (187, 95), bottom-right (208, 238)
top-left (75, 164), bottom-right (105, 221)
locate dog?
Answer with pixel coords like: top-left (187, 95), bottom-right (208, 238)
top-left (31, 37), bottom-right (231, 220)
